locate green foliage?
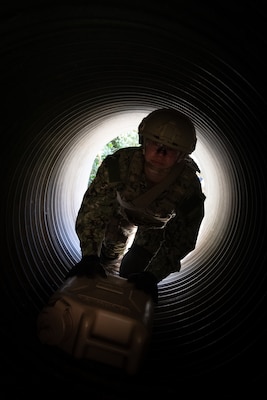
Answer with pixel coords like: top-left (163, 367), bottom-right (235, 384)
top-left (88, 130), bottom-right (139, 184)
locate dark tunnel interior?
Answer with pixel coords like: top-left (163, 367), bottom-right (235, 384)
top-left (1, 1), bottom-right (267, 396)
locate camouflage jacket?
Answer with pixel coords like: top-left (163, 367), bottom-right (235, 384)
top-left (76, 146), bottom-right (206, 281)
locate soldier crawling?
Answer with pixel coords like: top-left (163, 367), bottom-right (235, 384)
top-left (67, 108), bottom-right (206, 303)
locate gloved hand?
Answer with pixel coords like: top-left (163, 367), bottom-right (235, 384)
top-left (127, 271), bottom-right (158, 304)
top-left (66, 255), bottom-right (107, 279)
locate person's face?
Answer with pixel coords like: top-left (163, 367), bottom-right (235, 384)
top-left (144, 139), bottom-right (185, 169)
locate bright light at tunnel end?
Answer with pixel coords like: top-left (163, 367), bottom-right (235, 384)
top-left (59, 109), bottom-right (233, 281)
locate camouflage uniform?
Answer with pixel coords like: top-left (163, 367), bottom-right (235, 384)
top-left (75, 146), bottom-right (206, 282)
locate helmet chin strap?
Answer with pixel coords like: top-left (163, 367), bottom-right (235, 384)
top-left (176, 151), bottom-right (186, 163)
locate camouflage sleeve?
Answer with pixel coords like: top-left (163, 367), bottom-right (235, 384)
top-left (145, 176), bottom-right (206, 281)
top-left (75, 157), bottom-right (118, 257)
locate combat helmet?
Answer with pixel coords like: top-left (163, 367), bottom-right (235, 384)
top-left (138, 108), bottom-right (196, 153)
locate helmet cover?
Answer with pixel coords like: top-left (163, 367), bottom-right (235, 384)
top-left (138, 108), bottom-right (196, 153)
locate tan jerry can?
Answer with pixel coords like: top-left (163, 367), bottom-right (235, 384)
top-left (37, 275), bottom-right (154, 375)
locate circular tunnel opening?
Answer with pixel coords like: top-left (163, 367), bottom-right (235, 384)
top-left (1, 2), bottom-right (267, 395)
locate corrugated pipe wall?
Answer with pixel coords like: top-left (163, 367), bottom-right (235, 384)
top-left (1, 1), bottom-right (266, 396)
